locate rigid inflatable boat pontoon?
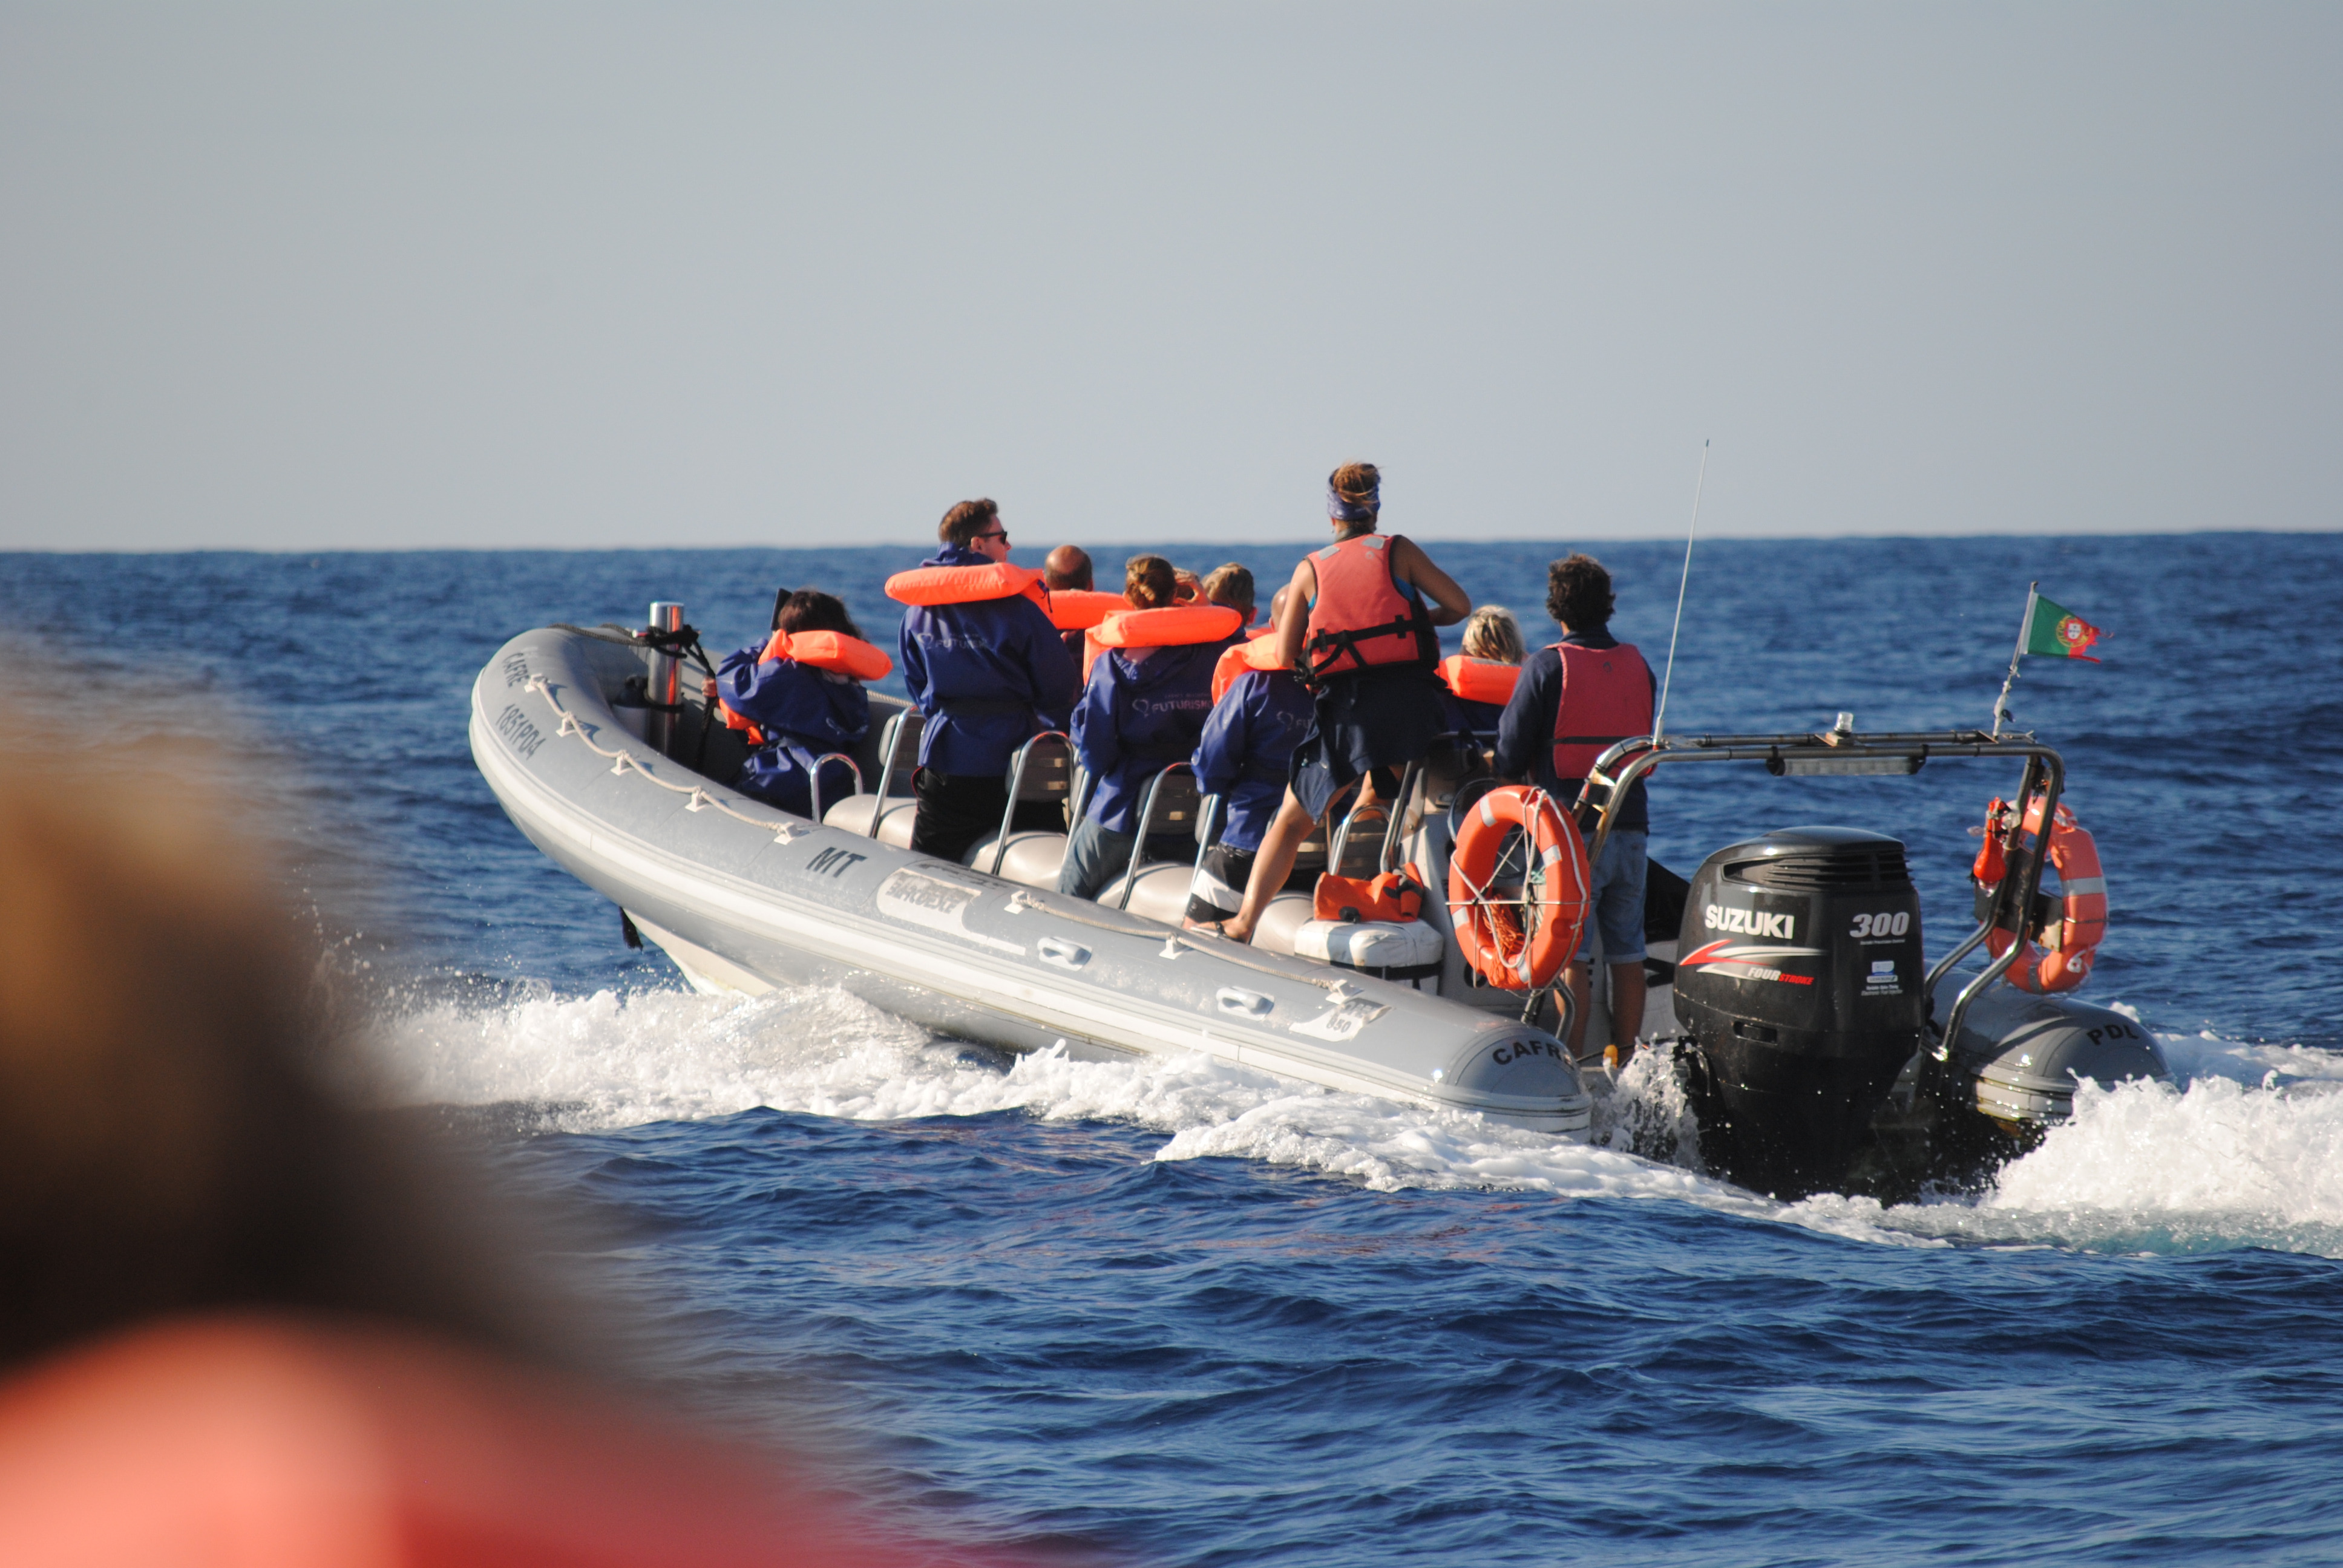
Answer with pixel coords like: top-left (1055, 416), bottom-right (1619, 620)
top-left (470, 619), bottom-right (1593, 1135)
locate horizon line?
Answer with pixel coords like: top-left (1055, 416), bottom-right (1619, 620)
top-left (4, 524), bottom-right (2336, 557)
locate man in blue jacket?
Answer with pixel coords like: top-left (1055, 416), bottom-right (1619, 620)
top-left (898, 500), bottom-right (1082, 862)
top-left (1185, 591), bottom-right (1314, 928)
top-left (1055, 556), bottom-right (1220, 900)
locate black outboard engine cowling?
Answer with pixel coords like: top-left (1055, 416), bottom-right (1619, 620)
top-left (1675, 826), bottom-right (1924, 1197)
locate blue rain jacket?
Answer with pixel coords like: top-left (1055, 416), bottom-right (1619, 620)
top-left (1192, 667), bottom-right (1314, 854)
top-left (897, 546), bottom-right (1081, 777)
top-left (1071, 641), bottom-right (1221, 835)
top-left (717, 644), bottom-right (871, 818)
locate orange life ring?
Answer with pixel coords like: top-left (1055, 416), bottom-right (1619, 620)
top-left (1437, 655), bottom-right (1521, 707)
top-left (1210, 627), bottom-right (1288, 702)
top-left (1981, 794), bottom-right (2107, 993)
top-left (1092, 604), bottom-right (1243, 649)
top-left (1446, 785), bottom-right (1590, 990)
top-left (758, 629), bottom-right (893, 682)
top-left (1045, 589), bottom-right (1129, 632)
top-left (884, 561), bottom-right (1047, 607)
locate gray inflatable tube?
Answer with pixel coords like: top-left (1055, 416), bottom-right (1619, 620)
top-left (470, 626), bottom-right (1593, 1137)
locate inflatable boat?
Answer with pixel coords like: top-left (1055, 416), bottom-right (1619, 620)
top-left (469, 616), bottom-right (1593, 1135)
top-left (471, 611), bottom-right (2164, 1195)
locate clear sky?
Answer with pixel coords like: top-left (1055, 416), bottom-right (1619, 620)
top-left (2, 2), bottom-right (2336, 551)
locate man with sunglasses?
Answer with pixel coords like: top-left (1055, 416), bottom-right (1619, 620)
top-left (896, 498), bottom-right (1081, 861)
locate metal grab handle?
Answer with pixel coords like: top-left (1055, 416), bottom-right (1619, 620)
top-left (1380, 757), bottom-right (1425, 874)
top-left (1329, 798), bottom-right (1389, 879)
top-left (1192, 794), bottom-right (1225, 888)
top-left (1118, 762), bottom-right (1195, 910)
top-left (989, 730), bottom-right (1070, 875)
top-left (807, 753), bottom-right (864, 829)
top-left (863, 708), bottom-right (925, 838)
top-left (1935, 756), bottom-right (2064, 1060)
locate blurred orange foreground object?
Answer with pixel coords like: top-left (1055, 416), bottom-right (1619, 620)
top-left (0, 1316), bottom-right (968, 1568)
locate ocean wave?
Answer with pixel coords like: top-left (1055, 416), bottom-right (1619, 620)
top-left (366, 982), bottom-right (2343, 1257)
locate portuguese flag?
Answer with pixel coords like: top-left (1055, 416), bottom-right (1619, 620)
top-left (2022, 586), bottom-right (2103, 662)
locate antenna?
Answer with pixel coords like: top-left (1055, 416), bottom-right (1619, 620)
top-left (1651, 439), bottom-right (1709, 745)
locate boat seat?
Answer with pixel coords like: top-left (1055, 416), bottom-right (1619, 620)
top-left (1293, 918), bottom-right (1446, 981)
top-left (822, 795), bottom-right (916, 848)
top-left (1095, 861), bottom-right (1194, 926)
top-left (823, 707), bottom-right (925, 846)
top-left (1248, 892), bottom-right (1317, 956)
top-left (962, 829), bottom-right (1067, 889)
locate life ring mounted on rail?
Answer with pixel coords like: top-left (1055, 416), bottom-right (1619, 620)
top-left (1976, 793), bottom-right (2107, 994)
top-left (1446, 785), bottom-right (1591, 991)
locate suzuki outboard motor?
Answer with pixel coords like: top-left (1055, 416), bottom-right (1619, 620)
top-left (1674, 827), bottom-right (1923, 1197)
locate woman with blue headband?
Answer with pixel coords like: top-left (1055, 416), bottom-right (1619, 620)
top-left (1211, 462), bottom-right (1472, 944)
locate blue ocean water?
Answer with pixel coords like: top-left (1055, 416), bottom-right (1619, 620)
top-left (6, 533), bottom-right (2342, 1564)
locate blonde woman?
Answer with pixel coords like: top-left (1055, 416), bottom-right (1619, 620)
top-left (1440, 605), bottom-right (1527, 735)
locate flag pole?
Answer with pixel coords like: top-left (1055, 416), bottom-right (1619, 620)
top-left (1990, 581), bottom-right (2036, 739)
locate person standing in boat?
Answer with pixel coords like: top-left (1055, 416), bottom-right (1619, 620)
top-left (1186, 587), bottom-right (1314, 929)
top-left (1057, 556), bottom-right (1238, 900)
top-left (1214, 463), bottom-right (1472, 944)
top-left (1438, 605), bottom-right (1527, 739)
top-left (1495, 553), bottom-right (1657, 1064)
top-left (891, 499), bottom-right (1081, 863)
top-left (710, 589), bottom-right (891, 820)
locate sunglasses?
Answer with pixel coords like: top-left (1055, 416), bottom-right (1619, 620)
top-left (977, 529), bottom-right (1009, 543)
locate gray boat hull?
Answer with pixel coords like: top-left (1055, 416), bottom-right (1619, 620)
top-left (471, 626), bottom-right (1592, 1135)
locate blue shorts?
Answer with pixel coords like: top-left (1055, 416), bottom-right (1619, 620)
top-left (1577, 829), bottom-right (1647, 965)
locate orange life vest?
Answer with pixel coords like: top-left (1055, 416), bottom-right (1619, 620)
top-left (884, 561), bottom-right (1049, 612)
top-left (1211, 627), bottom-right (1286, 703)
top-left (1046, 589), bottom-right (1128, 632)
top-left (757, 628), bottom-right (893, 682)
top-left (1092, 604), bottom-right (1242, 649)
top-left (1302, 534), bottom-right (1438, 679)
top-left (718, 630), bottom-right (891, 744)
top-left (1437, 655), bottom-right (1521, 707)
top-left (1550, 641), bottom-right (1653, 780)
top-left (1314, 863), bottom-right (1430, 925)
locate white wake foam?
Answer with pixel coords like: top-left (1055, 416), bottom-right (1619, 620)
top-left (365, 982), bottom-right (2343, 1256)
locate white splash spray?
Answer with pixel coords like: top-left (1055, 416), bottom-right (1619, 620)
top-left (365, 982), bottom-right (2343, 1257)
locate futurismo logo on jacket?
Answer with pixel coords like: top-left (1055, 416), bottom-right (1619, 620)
top-left (1702, 904), bottom-right (1796, 939)
top-left (1128, 693), bottom-right (1212, 720)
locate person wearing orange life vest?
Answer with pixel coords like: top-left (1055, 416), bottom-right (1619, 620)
top-left (1493, 553), bottom-right (1658, 1063)
top-left (897, 499), bottom-right (1082, 862)
top-left (710, 589), bottom-right (883, 819)
top-left (1215, 463), bottom-right (1472, 945)
top-left (1043, 543), bottom-right (1096, 660)
top-left (1438, 604), bottom-right (1527, 739)
top-left (1057, 556), bottom-right (1237, 900)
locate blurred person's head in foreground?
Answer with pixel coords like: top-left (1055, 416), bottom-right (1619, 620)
top-left (0, 712), bottom-right (1008, 1567)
